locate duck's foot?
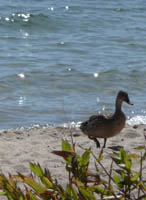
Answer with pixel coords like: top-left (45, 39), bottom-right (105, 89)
top-left (88, 136), bottom-right (100, 148)
top-left (94, 138), bottom-right (100, 148)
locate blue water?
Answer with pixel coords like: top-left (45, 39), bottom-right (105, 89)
top-left (0, 0), bottom-right (146, 129)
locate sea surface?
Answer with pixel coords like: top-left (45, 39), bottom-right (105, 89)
top-left (0, 0), bottom-right (146, 129)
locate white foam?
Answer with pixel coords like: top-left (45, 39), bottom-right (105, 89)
top-left (127, 115), bottom-right (146, 125)
top-left (63, 121), bottom-right (81, 128)
top-left (17, 73), bottom-right (25, 79)
top-left (48, 7), bottom-right (54, 11)
top-left (5, 17), bottom-right (10, 21)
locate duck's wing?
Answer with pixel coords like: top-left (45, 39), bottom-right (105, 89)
top-left (89, 114), bottom-right (107, 122)
top-left (80, 114), bottom-right (107, 132)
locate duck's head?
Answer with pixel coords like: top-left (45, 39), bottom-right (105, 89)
top-left (117, 91), bottom-right (133, 105)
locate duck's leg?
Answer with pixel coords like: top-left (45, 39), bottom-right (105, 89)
top-left (103, 138), bottom-right (107, 148)
top-left (88, 136), bottom-right (100, 148)
top-left (94, 138), bottom-right (101, 148)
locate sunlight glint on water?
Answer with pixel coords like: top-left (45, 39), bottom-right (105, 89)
top-left (0, 0), bottom-right (145, 129)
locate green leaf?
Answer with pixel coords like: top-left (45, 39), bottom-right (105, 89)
top-left (52, 150), bottom-right (75, 165)
top-left (73, 179), bottom-right (84, 188)
top-left (120, 148), bottom-right (126, 163)
top-left (112, 157), bottom-right (121, 165)
top-left (23, 177), bottom-right (47, 195)
top-left (40, 177), bottom-right (53, 188)
top-left (26, 191), bottom-right (39, 200)
top-left (113, 173), bottom-right (124, 189)
top-left (30, 163), bottom-right (44, 177)
top-left (113, 173), bottom-right (121, 185)
top-left (125, 158), bottom-right (132, 170)
top-left (123, 175), bottom-right (132, 185)
top-left (62, 139), bottom-right (72, 151)
top-left (19, 196), bottom-right (24, 200)
top-left (0, 191), bottom-right (7, 196)
top-left (89, 186), bottom-right (109, 195)
top-left (79, 187), bottom-right (95, 200)
top-left (81, 150), bottom-right (91, 166)
top-left (135, 145), bottom-right (145, 150)
top-left (115, 169), bottom-right (125, 178)
top-left (71, 186), bottom-right (78, 200)
top-left (65, 184), bottom-right (71, 197)
top-left (94, 162), bottom-right (99, 172)
top-left (97, 152), bottom-right (103, 162)
top-left (142, 152), bottom-right (146, 162)
top-left (131, 173), bottom-right (140, 182)
top-left (74, 179), bottom-right (95, 199)
top-left (4, 182), bottom-right (14, 193)
top-left (128, 153), bottom-right (141, 159)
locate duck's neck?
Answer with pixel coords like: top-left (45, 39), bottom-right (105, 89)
top-left (115, 98), bottom-right (123, 113)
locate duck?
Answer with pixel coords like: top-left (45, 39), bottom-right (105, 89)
top-left (80, 91), bottom-right (133, 148)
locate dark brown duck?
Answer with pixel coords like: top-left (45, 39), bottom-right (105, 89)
top-left (80, 91), bottom-right (133, 148)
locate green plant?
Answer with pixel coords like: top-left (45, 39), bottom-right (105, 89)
top-left (0, 139), bottom-right (145, 199)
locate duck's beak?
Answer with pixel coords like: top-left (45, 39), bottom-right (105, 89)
top-left (126, 98), bottom-right (133, 105)
top-left (128, 101), bottom-right (133, 105)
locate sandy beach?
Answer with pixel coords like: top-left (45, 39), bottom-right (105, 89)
top-left (0, 124), bottom-right (145, 199)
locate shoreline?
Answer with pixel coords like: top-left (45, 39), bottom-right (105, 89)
top-left (0, 124), bottom-right (145, 198)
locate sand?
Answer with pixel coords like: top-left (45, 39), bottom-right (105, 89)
top-left (0, 124), bottom-right (145, 199)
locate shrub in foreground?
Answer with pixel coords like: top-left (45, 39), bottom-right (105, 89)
top-left (0, 139), bottom-right (145, 199)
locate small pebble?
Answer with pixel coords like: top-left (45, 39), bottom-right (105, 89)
top-left (133, 125), bottom-right (138, 129)
top-left (3, 130), bottom-right (8, 134)
top-left (73, 133), bottom-right (81, 137)
top-left (14, 131), bottom-right (22, 135)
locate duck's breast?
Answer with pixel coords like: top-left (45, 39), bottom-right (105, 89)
top-left (108, 112), bottom-right (126, 137)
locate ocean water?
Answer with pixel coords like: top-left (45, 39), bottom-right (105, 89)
top-left (0, 0), bottom-right (146, 129)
